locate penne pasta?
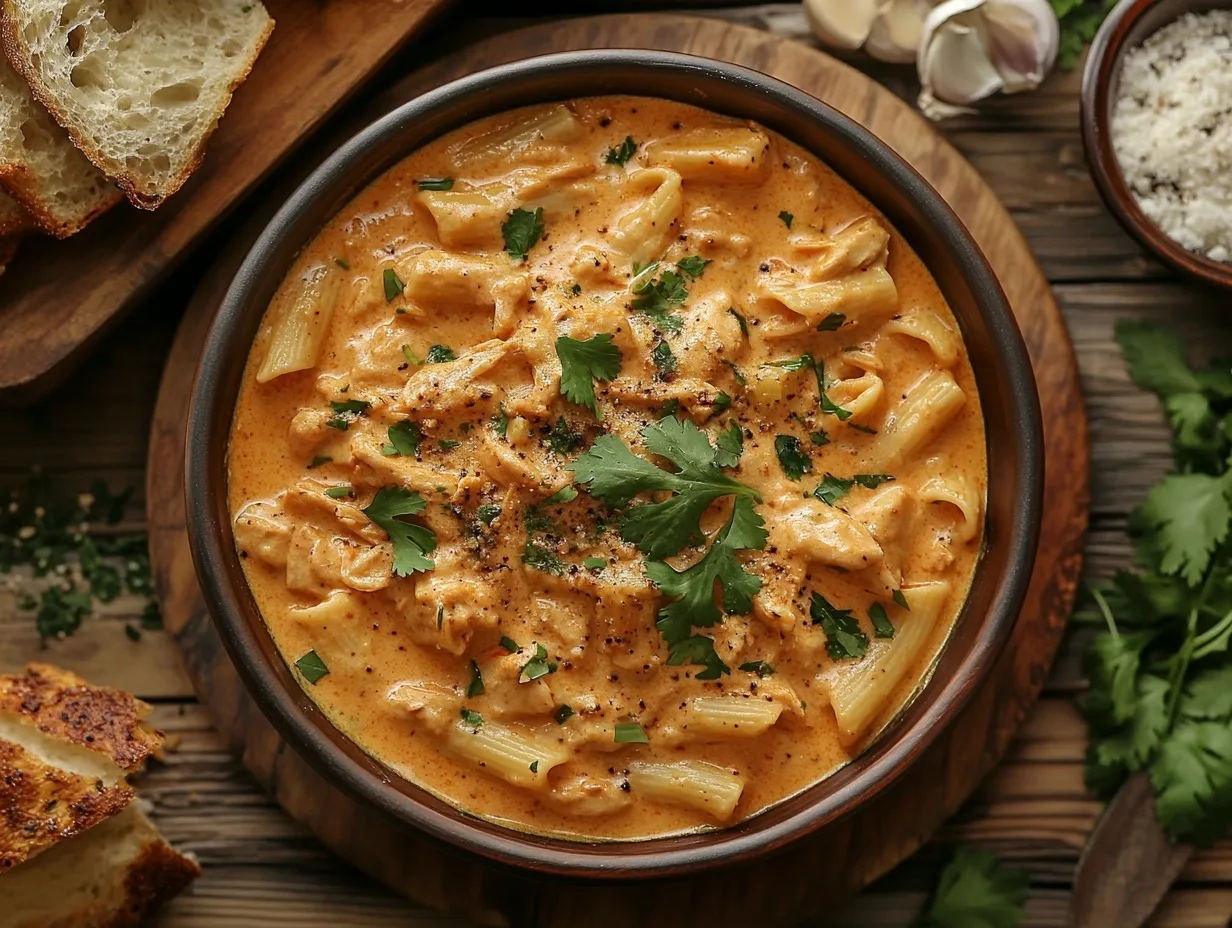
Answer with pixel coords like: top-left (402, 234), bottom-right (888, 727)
top-left (823, 580), bottom-right (952, 744)
top-left (644, 127), bottom-right (771, 184)
top-left (256, 264), bottom-right (340, 383)
top-left (628, 760), bottom-right (745, 821)
top-left (610, 168), bottom-right (682, 266)
top-left (449, 104), bottom-right (585, 170)
top-left (884, 308), bottom-right (963, 366)
top-left (760, 267), bottom-right (898, 326)
top-left (920, 466), bottom-right (983, 543)
top-left (447, 718), bottom-right (570, 789)
top-left (689, 696), bottom-right (783, 738)
top-left (872, 369), bottom-right (967, 467)
top-left (404, 250), bottom-right (530, 337)
top-left (417, 187), bottom-right (509, 251)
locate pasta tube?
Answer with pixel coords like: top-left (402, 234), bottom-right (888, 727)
top-left (256, 264), bottom-right (340, 383)
top-left (689, 697), bottom-right (783, 738)
top-left (628, 760), bottom-right (745, 821)
top-left (447, 718), bottom-right (570, 789)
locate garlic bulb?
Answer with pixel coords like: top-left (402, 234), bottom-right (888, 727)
top-left (917, 0), bottom-right (1060, 120)
top-left (805, 0), bottom-right (939, 62)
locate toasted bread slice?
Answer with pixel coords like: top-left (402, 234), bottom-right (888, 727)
top-left (0, 801), bottom-right (200, 928)
top-left (0, 663), bottom-right (162, 871)
top-left (0, 55), bottom-right (119, 237)
top-left (0, 0), bottom-right (273, 209)
top-left (0, 186), bottom-right (29, 235)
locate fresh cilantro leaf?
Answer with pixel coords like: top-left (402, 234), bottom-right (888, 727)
top-left (583, 556), bottom-right (608, 571)
top-left (548, 417), bottom-right (584, 455)
top-left (34, 585), bottom-right (92, 639)
top-left (1135, 472), bottom-right (1232, 586)
top-left (383, 268), bottom-right (405, 302)
top-left (1115, 319), bottom-right (1203, 397)
top-left (426, 344), bottom-right (457, 363)
top-left (519, 643), bottom-right (557, 682)
top-left (714, 422), bottom-right (744, 469)
top-left (362, 487), bottom-right (436, 576)
top-left (417, 177), bottom-right (454, 190)
top-left (502, 207), bottom-right (545, 261)
top-left (324, 486), bottom-right (352, 499)
top-left (492, 409), bottom-right (509, 439)
top-left (631, 270), bottom-right (687, 334)
top-left (766, 355), bottom-right (814, 373)
top-left (557, 333), bottom-right (622, 414)
top-left (893, 588), bottom-right (910, 610)
top-left (1052, 0), bottom-right (1119, 69)
top-left (916, 844), bottom-right (1029, 928)
top-left (614, 721), bottom-right (649, 744)
top-left (817, 312), bottom-right (846, 332)
top-left (712, 391), bottom-right (732, 415)
top-left (466, 659), bottom-right (485, 697)
top-left (384, 421), bottom-right (421, 457)
top-left (677, 256), bottom-right (711, 279)
top-left (774, 435), bottom-right (812, 481)
top-left (554, 704), bottom-right (575, 724)
top-left (1150, 717), bottom-right (1232, 845)
top-left (522, 541), bottom-right (566, 576)
top-left (739, 660), bottom-right (774, 677)
top-left (809, 430), bottom-right (830, 446)
top-left (722, 359), bottom-right (747, 386)
top-left (295, 650), bottom-right (330, 684)
top-left (605, 136), bottom-right (637, 166)
top-left (869, 602), bottom-right (895, 638)
top-left (666, 635), bottom-right (730, 681)
top-left (460, 708), bottom-right (483, 728)
top-left (651, 339), bottom-right (677, 376)
top-left (810, 593), bottom-right (868, 660)
top-left (854, 473), bottom-right (895, 489)
top-left (500, 636), bottom-right (520, 653)
top-left (476, 504), bottom-right (501, 526)
top-left (437, 439), bottom-right (461, 451)
top-left (728, 308), bottom-right (750, 338)
top-left (778, 210), bottom-right (793, 228)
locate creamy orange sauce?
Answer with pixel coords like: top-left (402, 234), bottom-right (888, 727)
top-left (227, 96), bottom-right (986, 841)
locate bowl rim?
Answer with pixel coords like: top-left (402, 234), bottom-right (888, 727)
top-left (186, 49), bottom-right (1043, 878)
top-left (1080, 0), bottom-right (1232, 290)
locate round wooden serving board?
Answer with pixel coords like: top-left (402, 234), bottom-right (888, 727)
top-left (149, 15), bottom-right (1089, 927)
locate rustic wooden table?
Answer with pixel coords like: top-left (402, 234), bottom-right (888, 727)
top-left (2, 6), bottom-right (1230, 926)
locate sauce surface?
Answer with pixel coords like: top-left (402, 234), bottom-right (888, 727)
top-left (228, 96), bottom-right (987, 841)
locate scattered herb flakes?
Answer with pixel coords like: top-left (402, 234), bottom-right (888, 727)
top-left (714, 422), bottom-right (744, 469)
top-left (476, 504), bottom-right (502, 526)
top-left (500, 636), bottom-right (521, 653)
top-left (659, 398), bottom-right (681, 419)
top-left (324, 486), bottom-right (353, 499)
top-left (676, 255), bottom-right (711, 279)
top-left (519, 643), bottom-right (557, 682)
top-left (778, 210), bottom-right (794, 228)
top-left (466, 659), bottom-right (485, 697)
top-left (333, 257), bottom-right (350, 270)
top-left (401, 344), bottom-right (423, 366)
top-left (436, 604), bottom-right (445, 629)
top-left (712, 391), bottom-right (732, 415)
top-left (529, 760), bottom-right (540, 774)
top-left (728, 307), bottom-right (750, 338)
top-left (503, 207), bottom-right (545, 261)
top-left (437, 439), bottom-right (462, 451)
top-left (417, 177), bottom-right (455, 191)
top-left (631, 269), bottom-right (687, 334)
top-left (893, 588), bottom-right (910, 611)
top-left (604, 136), bottom-right (637, 166)
top-left (855, 474), bottom-right (894, 489)
top-left (571, 282), bottom-right (582, 295)
top-left (869, 602), bottom-right (896, 639)
top-left (295, 650), bottom-right (330, 684)
top-left (547, 417), bottom-right (584, 456)
top-left (557, 333), bottom-right (622, 415)
top-left (124, 623), bottom-right (141, 642)
top-left (426, 344), bottom-right (457, 364)
top-left (383, 268), bottom-right (405, 302)
top-left (34, 586), bottom-right (92, 639)
top-left (816, 312), bottom-right (846, 332)
top-left (543, 485), bottom-right (579, 506)
top-left (810, 593), bottom-right (868, 660)
top-left (362, 487), bottom-right (436, 576)
top-left (325, 417), bottom-right (351, 431)
top-left (522, 541), bottom-right (566, 576)
top-left (460, 708), bottom-right (483, 728)
top-left (809, 430), bottom-right (830, 447)
top-left (308, 454), bottom-right (333, 468)
top-left (916, 844), bottom-right (1029, 928)
top-left (739, 660), bottom-right (774, 677)
top-left (582, 556), bottom-right (608, 571)
top-left (614, 721), bottom-right (649, 744)
top-left (813, 474), bottom-right (854, 506)
top-left (650, 339), bottom-right (677, 376)
top-left (554, 704), bottom-right (575, 724)
top-left (492, 408), bottom-right (510, 439)
top-left (774, 435), bottom-right (812, 481)
top-left (384, 421), bottom-right (421, 457)
top-left (722, 359), bottom-right (747, 386)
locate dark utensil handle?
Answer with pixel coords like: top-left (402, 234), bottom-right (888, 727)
top-left (1071, 771), bottom-right (1193, 928)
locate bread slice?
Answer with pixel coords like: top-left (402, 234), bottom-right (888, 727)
top-left (0, 663), bottom-right (162, 871)
top-left (0, 0), bottom-right (274, 209)
top-left (0, 186), bottom-right (30, 235)
top-left (0, 54), bottom-right (119, 237)
top-left (0, 801), bottom-right (200, 928)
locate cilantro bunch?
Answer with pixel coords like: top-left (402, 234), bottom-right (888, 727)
top-left (1081, 321), bottom-right (1232, 845)
top-left (1050, 0), bottom-right (1118, 69)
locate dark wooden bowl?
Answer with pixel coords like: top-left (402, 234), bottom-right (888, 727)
top-left (185, 51), bottom-right (1044, 879)
top-left (1081, 0), bottom-right (1232, 288)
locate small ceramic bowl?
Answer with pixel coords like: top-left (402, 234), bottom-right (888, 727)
top-left (1081, 0), bottom-right (1232, 289)
top-left (186, 50), bottom-right (1043, 878)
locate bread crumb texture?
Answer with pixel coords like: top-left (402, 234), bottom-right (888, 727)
top-left (1112, 10), bottom-right (1232, 264)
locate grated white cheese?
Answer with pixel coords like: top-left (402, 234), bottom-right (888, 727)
top-left (1111, 10), bottom-right (1232, 264)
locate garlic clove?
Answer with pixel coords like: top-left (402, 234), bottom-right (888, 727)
top-left (981, 0), bottom-right (1059, 92)
top-left (803, 0), bottom-right (882, 50)
top-left (865, 0), bottom-right (935, 64)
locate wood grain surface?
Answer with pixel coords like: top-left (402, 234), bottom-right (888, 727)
top-left (3, 5), bottom-right (1231, 927)
top-left (0, 0), bottom-right (450, 403)
top-left (141, 14), bottom-right (1087, 927)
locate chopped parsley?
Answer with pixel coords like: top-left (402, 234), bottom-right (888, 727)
top-left (554, 704), bottom-right (575, 724)
top-left (383, 268), bottom-right (405, 302)
top-left (308, 454), bottom-right (332, 468)
top-left (676, 255), bottom-right (711, 279)
top-left (556, 333), bottom-right (622, 415)
top-left (417, 177), bottom-right (454, 191)
top-left (437, 439), bottom-right (461, 451)
top-left (809, 430), bottom-right (830, 446)
top-left (522, 541), bottom-right (566, 576)
top-left (722, 359), bottom-right (747, 386)
top-left (519, 643), bottom-right (557, 682)
top-left (334, 257), bottom-right (349, 270)
top-left (500, 636), bottom-right (520, 653)
top-left (383, 421), bottom-right (421, 457)
top-left (631, 269), bottom-right (687, 334)
top-left (650, 339), bottom-right (677, 376)
top-left (614, 721), bottom-right (649, 744)
top-left (401, 344), bottom-right (423, 366)
top-left (712, 391), bottom-right (732, 415)
top-left (543, 485), bottom-right (578, 505)
top-left (324, 486), bottom-right (352, 499)
top-left (529, 761), bottom-right (540, 773)
top-left (778, 210), bottom-right (794, 228)
top-left (811, 593), bottom-right (869, 660)
top-left (582, 556), bottom-right (608, 571)
top-left (295, 650), bottom-right (330, 684)
top-left (869, 602), bottom-right (896, 639)
top-left (466, 659), bottom-right (485, 697)
top-left (547, 417), bottom-right (584, 455)
top-left (604, 136), bottom-right (637, 166)
top-left (728, 307), bottom-right (750, 338)
top-left (714, 422), bottom-right (744, 469)
top-left (362, 487), bottom-right (436, 576)
top-left (426, 344), bottom-right (457, 363)
top-left (893, 588), bottom-right (911, 610)
top-left (774, 435), bottom-right (812, 481)
top-left (460, 708), bottom-right (483, 728)
top-left (492, 408), bottom-right (509, 439)
top-left (502, 207), bottom-right (545, 261)
top-left (739, 660), bottom-right (775, 678)
top-left (816, 312), bottom-right (846, 332)
top-left (475, 504), bottom-right (501, 526)
top-left (917, 845), bottom-right (1029, 928)
top-left (813, 474), bottom-right (853, 506)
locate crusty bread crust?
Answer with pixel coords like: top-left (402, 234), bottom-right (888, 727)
top-left (0, 188), bottom-right (30, 236)
top-left (0, 3), bottom-right (274, 210)
top-left (0, 663), bottom-right (162, 773)
top-left (0, 161), bottom-right (121, 237)
top-left (108, 833), bottom-right (202, 928)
